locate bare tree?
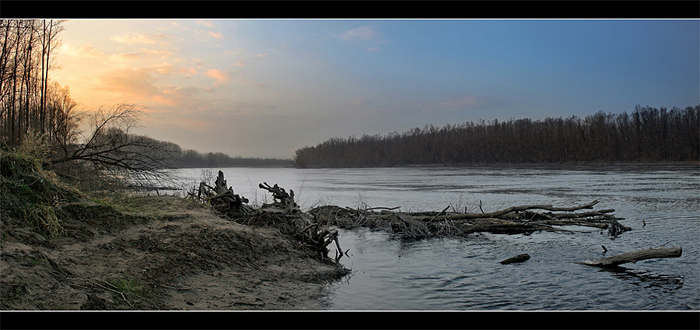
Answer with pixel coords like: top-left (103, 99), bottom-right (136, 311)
top-left (46, 81), bottom-right (81, 157)
top-left (1, 19), bottom-right (64, 146)
top-left (39, 20), bottom-right (64, 135)
top-left (50, 103), bottom-right (178, 186)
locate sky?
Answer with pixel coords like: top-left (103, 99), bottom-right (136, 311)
top-left (51, 19), bottom-right (700, 159)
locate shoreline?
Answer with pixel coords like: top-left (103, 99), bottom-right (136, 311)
top-left (0, 192), bottom-right (348, 311)
top-left (294, 160), bottom-right (699, 169)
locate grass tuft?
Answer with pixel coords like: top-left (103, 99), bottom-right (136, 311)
top-left (1, 137), bottom-right (81, 238)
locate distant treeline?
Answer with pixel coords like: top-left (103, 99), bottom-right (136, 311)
top-left (293, 105), bottom-right (700, 168)
top-left (75, 131), bottom-right (293, 169)
top-left (172, 148), bottom-right (293, 168)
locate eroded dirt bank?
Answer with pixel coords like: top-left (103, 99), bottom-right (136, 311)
top-left (1, 195), bottom-right (348, 310)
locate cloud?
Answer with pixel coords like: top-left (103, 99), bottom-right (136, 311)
top-left (110, 33), bottom-right (169, 45)
top-left (338, 26), bottom-right (377, 42)
top-left (196, 21), bottom-right (215, 28)
top-left (178, 67), bottom-right (197, 77)
top-left (59, 44), bottom-right (107, 59)
top-left (110, 49), bottom-right (172, 63)
top-left (94, 68), bottom-right (159, 98)
top-left (337, 25), bottom-right (384, 52)
top-left (153, 62), bottom-right (174, 75)
top-left (91, 63), bottom-right (176, 100)
top-left (152, 86), bottom-right (200, 107)
top-left (256, 53), bottom-right (268, 59)
top-left (206, 69), bottom-right (230, 83)
top-left (208, 31), bottom-right (224, 39)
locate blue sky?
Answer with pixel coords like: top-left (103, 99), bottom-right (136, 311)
top-left (52, 19), bottom-right (699, 159)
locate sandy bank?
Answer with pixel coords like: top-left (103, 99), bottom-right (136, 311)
top-left (1, 194), bottom-right (348, 310)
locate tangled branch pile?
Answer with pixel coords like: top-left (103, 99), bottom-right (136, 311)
top-left (190, 171), bottom-right (633, 261)
top-left (309, 200), bottom-right (631, 240)
top-left (192, 170), bottom-right (253, 214)
top-left (189, 171), bottom-right (346, 263)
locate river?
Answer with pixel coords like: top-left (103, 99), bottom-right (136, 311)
top-left (167, 164), bottom-right (699, 310)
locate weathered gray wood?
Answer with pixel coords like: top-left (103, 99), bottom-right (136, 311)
top-left (259, 182), bottom-right (299, 214)
top-left (581, 246), bottom-right (682, 267)
top-left (412, 200), bottom-right (610, 222)
top-left (195, 171), bottom-right (250, 213)
top-left (214, 170), bottom-right (229, 194)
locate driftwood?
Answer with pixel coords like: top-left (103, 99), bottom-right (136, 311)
top-left (258, 182), bottom-right (300, 214)
top-left (189, 171), bottom-right (345, 264)
top-left (193, 170), bottom-right (252, 214)
top-left (250, 182), bottom-right (345, 263)
top-left (501, 254), bottom-right (531, 264)
top-left (309, 200), bottom-right (630, 239)
top-left (580, 246), bottom-right (682, 267)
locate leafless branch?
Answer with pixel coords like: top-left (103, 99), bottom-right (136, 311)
top-left (50, 103), bottom-right (177, 185)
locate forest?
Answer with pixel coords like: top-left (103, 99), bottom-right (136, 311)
top-left (293, 105), bottom-right (700, 168)
top-left (0, 19), bottom-right (68, 147)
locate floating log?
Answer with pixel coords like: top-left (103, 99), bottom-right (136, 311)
top-left (580, 246), bottom-right (682, 267)
top-left (501, 254), bottom-right (531, 264)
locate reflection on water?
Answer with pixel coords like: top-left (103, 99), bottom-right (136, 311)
top-left (602, 266), bottom-right (684, 293)
top-left (169, 165), bottom-right (699, 310)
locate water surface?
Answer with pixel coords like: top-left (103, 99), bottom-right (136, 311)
top-left (170, 165), bottom-right (699, 310)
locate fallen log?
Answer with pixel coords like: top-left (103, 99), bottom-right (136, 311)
top-left (310, 200), bottom-right (628, 239)
top-left (404, 200), bottom-right (611, 222)
top-left (501, 253), bottom-right (531, 264)
top-left (580, 246), bottom-right (682, 267)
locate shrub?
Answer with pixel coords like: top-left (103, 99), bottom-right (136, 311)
top-left (0, 140), bottom-right (80, 238)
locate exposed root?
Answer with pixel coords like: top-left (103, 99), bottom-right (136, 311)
top-left (188, 171), bottom-right (348, 265)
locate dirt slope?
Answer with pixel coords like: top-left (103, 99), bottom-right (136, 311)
top-left (1, 195), bottom-right (347, 310)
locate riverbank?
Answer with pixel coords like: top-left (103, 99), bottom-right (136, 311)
top-left (1, 193), bottom-right (348, 310)
top-left (0, 151), bottom-right (348, 310)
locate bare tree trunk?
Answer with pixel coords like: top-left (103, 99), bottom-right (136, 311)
top-left (39, 19), bottom-right (47, 135)
top-left (581, 247), bottom-right (682, 267)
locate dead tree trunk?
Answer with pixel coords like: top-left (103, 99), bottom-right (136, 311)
top-left (258, 182), bottom-right (299, 214)
top-left (195, 170), bottom-right (251, 214)
top-left (580, 246), bottom-right (682, 267)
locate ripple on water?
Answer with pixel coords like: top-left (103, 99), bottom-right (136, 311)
top-left (168, 166), bottom-right (699, 310)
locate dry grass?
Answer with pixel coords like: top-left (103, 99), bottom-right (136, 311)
top-left (1, 135), bottom-right (82, 238)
